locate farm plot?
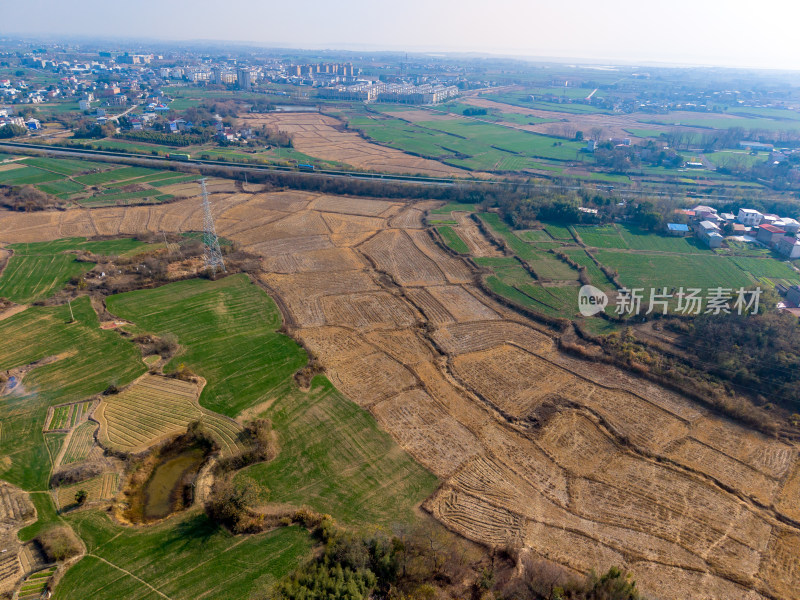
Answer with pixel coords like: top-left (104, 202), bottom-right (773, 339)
top-left (593, 250), bottom-right (752, 295)
top-left (0, 297), bottom-right (146, 490)
top-left (96, 374), bottom-right (246, 456)
top-left (425, 285), bottom-right (499, 322)
top-left (0, 482), bottom-right (35, 525)
top-left (437, 226), bottom-right (469, 254)
top-left (432, 321), bottom-right (552, 356)
top-left (450, 212), bottom-right (503, 257)
top-left (731, 256), bottom-right (800, 284)
top-left (238, 112), bottom-right (468, 177)
top-left (55, 512), bottom-right (312, 600)
top-left (452, 345), bottom-right (573, 418)
top-left (17, 566), bottom-right (56, 600)
top-left (361, 230), bottom-right (448, 286)
top-left (73, 166), bottom-right (158, 186)
top-left (106, 275), bottom-right (309, 417)
top-left (54, 472), bottom-right (119, 509)
top-left (0, 551), bottom-right (21, 597)
top-left (618, 225), bottom-right (707, 253)
top-left (407, 229), bottom-right (474, 283)
top-left (312, 194), bottom-right (398, 217)
top-left (20, 157), bottom-right (112, 176)
top-left (561, 248), bottom-right (616, 291)
top-left (60, 421), bottom-right (98, 465)
top-left (372, 389), bottom-right (483, 477)
top-left (573, 224), bottom-right (628, 249)
top-left (0, 166), bottom-right (62, 186)
top-left (44, 400), bottom-right (93, 432)
top-left (0, 238), bottom-right (148, 303)
top-left (320, 291), bottom-right (419, 329)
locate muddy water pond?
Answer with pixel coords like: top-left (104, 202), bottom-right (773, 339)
top-left (142, 448), bottom-right (205, 521)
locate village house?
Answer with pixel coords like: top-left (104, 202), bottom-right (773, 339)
top-left (785, 285), bottom-right (800, 308)
top-left (756, 223), bottom-right (786, 246)
top-left (666, 223), bottom-right (690, 236)
top-left (775, 236), bottom-right (800, 259)
top-left (737, 208), bottom-right (764, 226)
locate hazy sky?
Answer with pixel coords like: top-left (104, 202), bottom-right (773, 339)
top-left (4, 0), bottom-right (799, 71)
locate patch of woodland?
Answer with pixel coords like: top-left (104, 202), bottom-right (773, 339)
top-left (0, 184), bottom-right (63, 212)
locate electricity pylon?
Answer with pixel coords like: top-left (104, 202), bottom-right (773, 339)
top-left (200, 178), bottom-right (226, 273)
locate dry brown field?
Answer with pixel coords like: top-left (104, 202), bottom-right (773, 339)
top-left (237, 112), bottom-right (469, 177)
top-left (1, 186), bottom-right (799, 599)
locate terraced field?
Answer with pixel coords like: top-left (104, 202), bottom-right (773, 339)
top-left (60, 420), bottom-right (97, 465)
top-left (0, 296), bottom-right (146, 490)
top-left (1, 186), bottom-right (799, 599)
top-left (44, 400), bottom-right (93, 432)
top-left (54, 472), bottom-right (119, 509)
top-left (97, 374), bottom-right (246, 456)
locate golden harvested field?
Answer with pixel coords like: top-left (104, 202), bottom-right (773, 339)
top-left (238, 112), bottom-right (469, 177)
top-left (451, 211), bottom-right (503, 257)
top-left (96, 374), bottom-right (245, 456)
top-left (2, 190), bottom-right (800, 599)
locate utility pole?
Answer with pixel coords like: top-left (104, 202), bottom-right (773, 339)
top-left (200, 179), bottom-right (226, 274)
top-left (67, 298), bottom-right (75, 322)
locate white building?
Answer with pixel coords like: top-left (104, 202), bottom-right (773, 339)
top-left (781, 218), bottom-right (800, 234)
top-left (737, 208), bottom-right (764, 227)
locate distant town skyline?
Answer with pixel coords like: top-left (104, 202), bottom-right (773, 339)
top-left (4, 0), bottom-right (800, 72)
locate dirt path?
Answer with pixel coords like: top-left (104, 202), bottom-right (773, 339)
top-left (86, 554), bottom-right (172, 599)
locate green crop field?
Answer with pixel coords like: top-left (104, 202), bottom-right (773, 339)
top-left (731, 256), bottom-right (800, 282)
top-left (347, 108), bottom-right (585, 172)
top-left (20, 157), bottom-right (111, 176)
top-left (149, 175), bottom-right (202, 187)
top-left (240, 376), bottom-right (437, 527)
top-left (0, 166), bottom-right (63, 185)
top-left (705, 151), bottom-right (769, 169)
top-left (543, 223), bottom-right (574, 240)
top-left (61, 421), bottom-right (96, 464)
top-left (575, 224), bottom-right (707, 253)
top-left (78, 189), bottom-right (164, 206)
top-left (0, 238), bottom-right (147, 303)
top-left (429, 202), bottom-right (480, 214)
top-left (36, 179), bottom-right (86, 196)
top-left (593, 250), bottom-right (752, 292)
top-left (573, 224), bottom-right (629, 249)
top-left (74, 166), bottom-right (159, 186)
top-left (0, 297), bottom-right (145, 489)
top-left (17, 492), bottom-right (62, 542)
top-left (437, 226), bottom-right (469, 253)
top-left (514, 229), bottom-right (552, 242)
top-left (55, 512), bottom-right (312, 600)
top-left (561, 248), bottom-right (616, 292)
top-left (645, 114), bottom-right (800, 132)
top-left (106, 275), bottom-right (308, 417)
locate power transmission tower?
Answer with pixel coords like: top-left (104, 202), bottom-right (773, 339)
top-left (200, 179), bottom-right (226, 274)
